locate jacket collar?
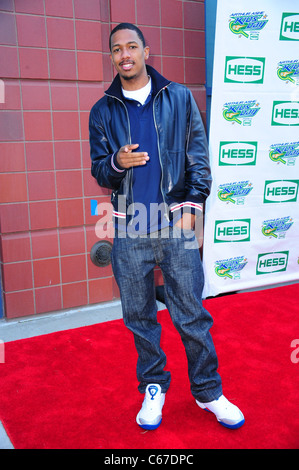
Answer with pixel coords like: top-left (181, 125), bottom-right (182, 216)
top-left (105, 65), bottom-right (171, 100)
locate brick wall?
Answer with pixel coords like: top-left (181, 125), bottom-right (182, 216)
top-left (0, 0), bottom-right (206, 319)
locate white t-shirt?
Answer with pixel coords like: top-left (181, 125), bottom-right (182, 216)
top-left (122, 77), bottom-right (152, 105)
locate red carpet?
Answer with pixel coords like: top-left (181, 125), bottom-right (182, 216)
top-left (0, 284), bottom-right (298, 449)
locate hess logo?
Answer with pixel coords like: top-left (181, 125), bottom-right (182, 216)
top-left (256, 251), bottom-right (289, 275)
top-left (224, 57), bottom-right (265, 83)
top-left (272, 101), bottom-right (299, 126)
top-left (214, 219), bottom-right (250, 243)
top-left (264, 180), bottom-right (299, 203)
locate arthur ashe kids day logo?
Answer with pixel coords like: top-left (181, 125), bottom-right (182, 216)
top-left (229, 11), bottom-right (268, 40)
top-left (277, 60), bottom-right (299, 85)
top-left (215, 256), bottom-right (247, 280)
top-left (223, 100), bottom-right (260, 125)
top-left (262, 216), bottom-right (293, 239)
top-left (269, 141), bottom-right (299, 166)
top-left (218, 181), bottom-right (253, 204)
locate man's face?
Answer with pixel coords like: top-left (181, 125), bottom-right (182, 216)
top-left (110, 29), bottom-right (149, 86)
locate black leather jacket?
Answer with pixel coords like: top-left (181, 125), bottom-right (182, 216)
top-left (89, 65), bottom-right (211, 221)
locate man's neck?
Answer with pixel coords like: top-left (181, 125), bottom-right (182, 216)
top-left (120, 70), bottom-right (149, 91)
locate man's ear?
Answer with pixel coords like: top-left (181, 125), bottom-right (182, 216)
top-left (144, 46), bottom-right (150, 61)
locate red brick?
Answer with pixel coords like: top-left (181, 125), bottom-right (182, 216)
top-left (29, 201), bottom-right (58, 231)
top-left (0, 233), bottom-right (31, 263)
top-left (0, 203), bottom-right (29, 233)
top-left (0, 46), bottom-right (19, 78)
top-left (62, 281), bottom-right (88, 309)
top-left (110, 0), bottom-right (135, 23)
top-left (16, 14), bottom-right (46, 48)
top-left (0, 80), bottom-right (21, 110)
top-left (161, 0), bottom-right (183, 28)
top-left (75, 20), bottom-right (102, 51)
top-left (74, 0), bottom-right (101, 20)
top-left (59, 227), bottom-right (85, 256)
top-left (162, 29), bottom-right (183, 56)
top-left (0, 12), bottom-right (17, 45)
top-left (21, 81), bottom-right (50, 110)
top-left (52, 111), bottom-right (80, 141)
top-left (14, 0), bottom-right (44, 15)
top-left (50, 83), bottom-right (78, 111)
top-left (4, 290), bottom-right (34, 318)
top-left (184, 30), bottom-right (205, 58)
top-left (35, 285), bottom-right (62, 314)
top-left (57, 198), bottom-right (84, 228)
top-left (83, 169), bottom-right (109, 197)
top-left (185, 58), bottom-right (205, 85)
top-left (23, 112), bottom-right (52, 141)
top-left (88, 277), bottom-right (114, 304)
top-left (26, 142), bottom-right (54, 171)
top-left (44, 0), bottom-right (73, 18)
top-left (61, 253), bottom-right (86, 283)
top-left (184, 1), bottom-right (205, 30)
top-left (87, 255), bottom-right (113, 281)
top-left (0, 173), bottom-right (27, 203)
top-left (137, 0), bottom-right (160, 26)
top-left (47, 17), bottom-right (75, 50)
top-left (163, 56), bottom-right (184, 83)
top-left (54, 141), bottom-right (81, 170)
top-left (77, 51), bottom-right (103, 81)
top-left (56, 170), bottom-right (83, 199)
top-left (19, 48), bottom-right (49, 79)
top-left (31, 230), bottom-right (59, 259)
top-left (0, 111), bottom-right (23, 141)
top-left (78, 83), bottom-right (104, 111)
top-left (0, 142), bottom-right (25, 172)
top-left (2, 261), bottom-right (33, 292)
top-left (48, 50), bottom-right (77, 80)
top-left (33, 258), bottom-right (60, 288)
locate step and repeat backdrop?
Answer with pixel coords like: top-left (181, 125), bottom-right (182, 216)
top-left (203, 0), bottom-right (299, 297)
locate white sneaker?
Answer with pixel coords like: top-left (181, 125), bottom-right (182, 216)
top-left (196, 394), bottom-right (245, 429)
top-left (136, 384), bottom-right (165, 430)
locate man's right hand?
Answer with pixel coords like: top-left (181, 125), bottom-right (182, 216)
top-left (116, 144), bottom-right (149, 169)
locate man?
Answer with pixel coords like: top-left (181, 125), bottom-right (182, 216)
top-left (89, 23), bottom-right (244, 431)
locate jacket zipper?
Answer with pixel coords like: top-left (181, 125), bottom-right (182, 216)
top-left (105, 93), bottom-right (135, 222)
top-left (153, 85), bottom-right (170, 221)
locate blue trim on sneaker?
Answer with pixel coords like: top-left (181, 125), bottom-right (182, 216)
top-left (218, 418), bottom-right (245, 430)
top-left (137, 418), bottom-right (162, 430)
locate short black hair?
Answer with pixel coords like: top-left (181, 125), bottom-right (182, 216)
top-left (109, 23), bottom-right (146, 51)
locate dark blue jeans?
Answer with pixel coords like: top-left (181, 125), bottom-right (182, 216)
top-left (111, 226), bottom-right (222, 402)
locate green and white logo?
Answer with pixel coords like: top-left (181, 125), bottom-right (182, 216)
top-left (218, 181), bottom-right (253, 204)
top-left (223, 100), bottom-right (260, 126)
top-left (277, 60), bottom-right (299, 85)
top-left (214, 219), bottom-right (251, 243)
top-left (229, 12), bottom-right (268, 40)
top-left (263, 180), bottom-right (299, 203)
top-left (280, 13), bottom-right (299, 41)
top-left (269, 141), bottom-right (299, 166)
top-left (219, 141), bottom-right (257, 166)
top-left (271, 101), bottom-right (299, 126)
top-left (262, 216), bottom-right (293, 239)
top-left (256, 251), bottom-right (289, 275)
top-left (215, 256), bottom-right (247, 279)
top-left (224, 57), bottom-right (265, 84)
